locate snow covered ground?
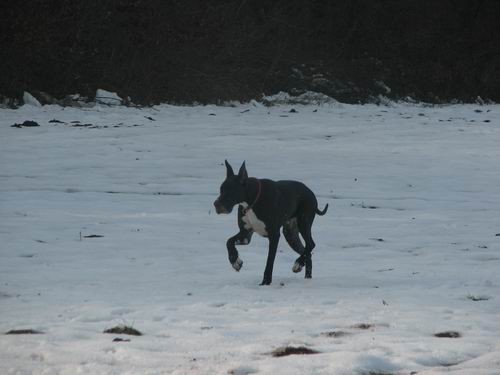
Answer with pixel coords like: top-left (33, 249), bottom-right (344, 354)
top-left (1, 102), bottom-right (499, 374)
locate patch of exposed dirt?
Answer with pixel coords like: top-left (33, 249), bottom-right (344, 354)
top-left (104, 325), bottom-right (142, 336)
top-left (11, 120), bottom-right (40, 128)
top-left (351, 323), bottom-right (375, 330)
top-left (113, 337), bottom-right (131, 342)
top-left (270, 346), bottom-right (320, 357)
top-left (5, 329), bottom-right (44, 335)
top-left (434, 331), bottom-right (461, 338)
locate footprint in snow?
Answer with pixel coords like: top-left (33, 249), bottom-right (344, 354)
top-left (320, 330), bottom-right (351, 338)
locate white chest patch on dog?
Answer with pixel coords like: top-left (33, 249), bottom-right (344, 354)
top-left (241, 203), bottom-right (268, 237)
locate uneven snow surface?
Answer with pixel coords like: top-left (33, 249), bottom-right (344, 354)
top-left (1, 103), bottom-right (499, 374)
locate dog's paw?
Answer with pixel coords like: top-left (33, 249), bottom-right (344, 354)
top-left (232, 257), bottom-right (243, 272)
top-left (292, 261), bottom-right (303, 273)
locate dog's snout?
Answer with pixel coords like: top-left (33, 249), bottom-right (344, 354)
top-left (214, 198), bottom-right (228, 214)
top-left (214, 198), bottom-right (222, 213)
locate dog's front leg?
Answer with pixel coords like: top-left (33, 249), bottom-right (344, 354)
top-left (226, 233), bottom-right (246, 271)
top-left (260, 230), bottom-right (280, 285)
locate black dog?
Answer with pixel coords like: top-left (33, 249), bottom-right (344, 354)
top-left (214, 160), bottom-right (328, 285)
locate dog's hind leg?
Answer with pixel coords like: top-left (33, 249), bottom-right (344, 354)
top-left (283, 218), bottom-right (306, 273)
top-left (283, 218), bottom-right (304, 254)
top-left (297, 214), bottom-right (316, 279)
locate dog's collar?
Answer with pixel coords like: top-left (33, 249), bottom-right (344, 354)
top-left (242, 178), bottom-right (261, 213)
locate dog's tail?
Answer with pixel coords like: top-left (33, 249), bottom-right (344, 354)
top-left (316, 204), bottom-right (329, 216)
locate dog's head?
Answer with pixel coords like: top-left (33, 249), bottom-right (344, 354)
top-left (214, 160), bottom-right (248, 214)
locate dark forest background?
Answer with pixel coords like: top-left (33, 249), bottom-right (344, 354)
top-left (1, 0), bottom-right (499, 105)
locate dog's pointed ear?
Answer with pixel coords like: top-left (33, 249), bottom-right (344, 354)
top-left (238, 161), bottom-right (248, 183)
top-left (225, 159), bottom-right (234, 177)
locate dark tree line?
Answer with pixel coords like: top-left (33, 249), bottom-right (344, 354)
top-left (1, 0), bottom-right (499, 104)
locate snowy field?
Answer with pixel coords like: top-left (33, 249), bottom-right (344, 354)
top-left (1, 102), bottom-right (499, 374)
